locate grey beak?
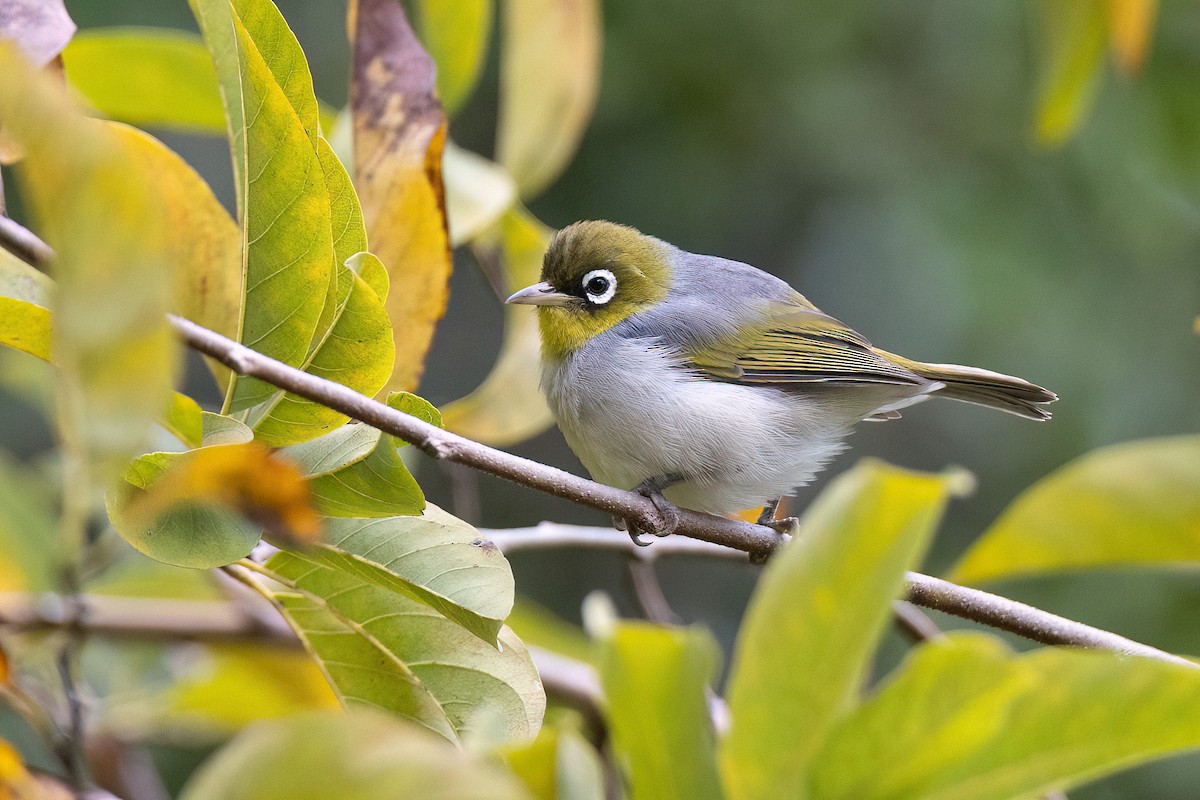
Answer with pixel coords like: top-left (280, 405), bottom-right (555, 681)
top-left (505, 281), bottom-right (574, 306)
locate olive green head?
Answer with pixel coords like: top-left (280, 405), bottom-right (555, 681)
top-left (506, 220), bottom-right (672, 359)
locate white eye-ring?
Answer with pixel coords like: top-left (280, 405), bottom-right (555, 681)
top-left (582, 269), bottom-right (617, 305)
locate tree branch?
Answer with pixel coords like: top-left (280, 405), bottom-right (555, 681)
top-left (0, 213), bottom-right (54, 269)
top-left (0, 217), bottom-right (1194, 671)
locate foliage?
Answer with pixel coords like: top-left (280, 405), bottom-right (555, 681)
top-left (0, 1), bottom-right (1197, 799)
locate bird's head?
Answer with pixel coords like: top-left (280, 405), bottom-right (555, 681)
top-left (506, 220), bottom-right (672, 359)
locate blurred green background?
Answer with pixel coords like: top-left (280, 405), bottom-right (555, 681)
top-left (4, 0), bottom-right (1199, 796)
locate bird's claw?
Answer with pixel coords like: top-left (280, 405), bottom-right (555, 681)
top-left (762, 516), bottom-right (799, 535)
top-left (616, 478), bottom-right (683, 546)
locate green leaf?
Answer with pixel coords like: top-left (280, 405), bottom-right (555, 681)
top-left (351, 0), bottom-right (452, 394)
top-left (720, 460), bottom-right (956, 800)
top-left (444, 142), bottom-right (518, 246)
top-left (201, 411), bottom-right (254, 446)
top-left (812, 634), bottom-right (1200, 800)
top-left (179, 710), bottom-right (533, 800)
top-left (64, 28), bottom-right (227, 133)
top-left (304, 506), bottom-right (513, 643)
top-left (506, 598), bottom-right (594, 666)
top-left (0, 454), bottom-right (57, 592)
top-left (267, 544), bottom-right (544, 742)
top-left (599, 622), bottom-right (723, 800)
top-left (0, 48), bottom-right (180, 483)
top-left (162, 392), bottom-right (204, 448)
top-left (949, 436), bottom-right (1200, 585)
top-left (497, 0), bottom-right (601, 199)
top-left (502, 723), bottom-right (605, 800)
top-left (191, 0), bottom-right (335, 412)
top-left (416, 0), bottom-right (493, 117)
top-left (283, 423), bottom-right (424, 517)
top-left (441, 208), bottom-right (555, 446)
top-left (1034, 0), bottom-right (1108, 146)
top-left (809, 633), bottom-right (1034, 799)
top-left (0, 297), bottom-right (51, 361)
top-left (387, 390), bottom-right (443, 430)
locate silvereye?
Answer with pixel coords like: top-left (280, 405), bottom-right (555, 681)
top-left (507, 220), bottom-right (1055, 536)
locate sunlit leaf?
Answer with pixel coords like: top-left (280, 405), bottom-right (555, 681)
top-left (191, 0), bottom-right (335, 412)
top-left (812, 633), bottom-right (1200, 800)
top-left (0, 0), bottom-right (75, 66)
top-left (351, 0), bottom-right (452, 394)
top-left (416, 0), bottom-right (492, 117)
top-left (600, 622), bottom-right (723, 800)
top-left (63, 28), bottom-right (226, 133)
top-left (1107, 0), bottom-right (1158, 73)
top-left (178, 710), bottom-right (532, 800)
top-left (720, 460), bottom-right (956, 800)
top-left (502, 722), bottom-right (605, 800)
top-left (283, 422), bottom-right (424, 517)
top-left (0, 297), bottom-right (50, 361)
top-left (162, 392), bottom-right (204, 449)
top-left (1034, 0), bottom-right (1108, 146)
top-left (441, 208), bottom-right (555, 446)
top-left (303, 505), bottom-right (513, 643)
top-left (949, 435), bottom-right (1200, 585)
top-left (0, 454), bottom-right (57, 592)
top-left (497, 0), bottom-right (600, 199)
top-left (110, 442), bottom-right (319, 568)
top-left (445, 141), bottom-right (518, 246)
top-left (267, 545), bottom-right (544, 742)
top-left (0, 47), bottom-right (179, 482)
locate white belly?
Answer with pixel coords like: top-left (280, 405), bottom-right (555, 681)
top-left (542, 339), bottom-right (850, 516)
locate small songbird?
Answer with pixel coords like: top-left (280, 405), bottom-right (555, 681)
top-left (507, 221), bottom-right (1055, 538)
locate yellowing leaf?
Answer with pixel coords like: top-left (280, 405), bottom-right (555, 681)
top-left (949, 436), bottom-right (1200, 585)
top-left (497, 0), bottom-right (601, 199)
top-left (0, 298), bottom-right (50, 361)
top-left (444, 142), bottom-right (518, 246)
top-left (0, 0), bottom-right (75, 66)
top-left (0, 46), bottom-right (179, 482)
top-left (1034, 0), bottom-right (1108, 146)
top-left (416, 0), bottom-right (492, 117)
top-left (63, 28), bottom-right (226, 133)
top-left (720, 460), bottom-right (956, 800)
top-left (351, 0), bottom-right (452, 394)
top-left (441, 208), bottom-right (555, 446)
top-left (1107, 0), bottom-right (1158, 73)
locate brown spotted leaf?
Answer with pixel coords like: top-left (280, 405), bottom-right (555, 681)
top-left (350, 0), bottom-right (451, 394)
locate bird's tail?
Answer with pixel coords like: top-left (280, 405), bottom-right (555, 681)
top-left (876, 350), bottom-right (1057, 421)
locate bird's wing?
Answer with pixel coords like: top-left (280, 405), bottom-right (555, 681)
top-left (684, 298), bottom-right (925, 387)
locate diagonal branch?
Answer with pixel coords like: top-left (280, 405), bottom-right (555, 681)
top-left (0, 214), bottom-right (1195, 670)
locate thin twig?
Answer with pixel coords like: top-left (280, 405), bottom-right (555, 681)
top-left (0, 213), bottom-right (54, 269)
top-left (625, 560), bottom-right (681, 626)
top-left (893, 600), bottom-right (945, 644)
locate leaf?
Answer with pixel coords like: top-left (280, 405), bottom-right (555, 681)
top-left (110, 442), bottom-right (319, 568)
top-left (191, 0), bottom-right (335, 412)
top-left (444, 141), bottom-right (518, 246)
top-left (0, 0), bottom-right (75, 66)
top-left (812, 634), bottom-right (1200, 800)
top-left (0, 248), bottom-right (52, 307)
top-left (0, 46), bottom-right (179, 482)
top-left (505, 597), bottom-right (594, 665)
top-left (283, 422), bottom-right (424, 517)
top-left (201, 411), bottom-right (254, 446)
top-left (441, 208), bottom-right (555, 446)
top-left (63, 28), bottom-right (226, 133)
top-left (501, 723), bottom-right (605, 800)
top-left (304, 505), bottom-right (513, 643)
top-left (496, 0), bottom-right (601, 199)
top-left (719, 460), bottom-right (956, 800)
top-left (809, 633), bottom-right (1035, 799)
top-left (267, 547), bottom-right (544, 742)
top-left (178, 710), bottom-right (532, 800)
top-left (599, 622), bottom-right (723, 800)
top-left (387, 390), bottom-right (443, 429)
top-left (351, 0), bottom-right (452, 394)
top-left (1107, 0), bottom-right (1158, 73)
top-left (162, 392), bottom-right (205, 448)
top-left (1034, 0), bottom-right (1108, 146)
top-left (0, 297), bottom-right (50, 361)
top-left (415, 0), bottom-right (492, 117)
top-left (949, 435), bottom-right (1200, 585)
top-left (0, 453), bottom-right (57, 592)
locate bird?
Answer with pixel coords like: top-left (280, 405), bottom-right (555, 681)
top-left (506, 220), bottom-right (1055, 541)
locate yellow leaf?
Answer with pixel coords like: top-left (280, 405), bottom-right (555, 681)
top-left (1107, 0), bottom-right (1158, 73)
top-left (351, 0), bottom-right (452, 394)
top-left (441, 208), bottom-right (554, 446)
top-left (1034, 1), bottom-right (1108, 147)
top-left (0, 298), bottom-right (50, 361)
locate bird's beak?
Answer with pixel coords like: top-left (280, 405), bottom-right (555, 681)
top-left (505, 282), bottom-right (574, 307)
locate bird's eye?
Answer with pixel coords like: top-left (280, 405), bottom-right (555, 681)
top-left (582, 269), bottom-right (617, 305)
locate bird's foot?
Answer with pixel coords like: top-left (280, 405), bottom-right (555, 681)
top-left (622, 475), bottom-right (683, 546)
top-left (756, 498), bottom-right (798, 535)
